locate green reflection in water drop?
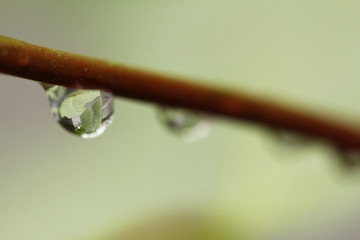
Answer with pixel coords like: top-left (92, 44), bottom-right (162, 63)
top-left (41, 83), bottom-right (114, 139)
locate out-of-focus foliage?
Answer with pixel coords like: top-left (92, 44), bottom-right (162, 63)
top-left (1, 1), bottom-right (360, 240)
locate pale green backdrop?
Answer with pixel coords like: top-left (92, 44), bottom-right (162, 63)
top-left (1, 1), bottom-right (360, 240)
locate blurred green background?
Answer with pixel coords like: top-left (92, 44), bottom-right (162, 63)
top-left (1, 1), bottom-right (360, 239)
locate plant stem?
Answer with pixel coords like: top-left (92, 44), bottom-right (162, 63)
top-left (0, 35), bottom-right (359, 152)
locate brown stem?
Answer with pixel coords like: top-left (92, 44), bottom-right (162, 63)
top-left (0, 35), bottom-right (359, 151)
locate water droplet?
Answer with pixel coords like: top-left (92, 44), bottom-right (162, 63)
top-left (272, 129), bottom-right (309, 147)
top-left (337, 148), bottom-right (360, 167)
top-left (157, 107), bottom-right (211, 142)
top-left (263, 127), bottom-right (310, 156)
top-left (40, 83), bottom-right (114, 138)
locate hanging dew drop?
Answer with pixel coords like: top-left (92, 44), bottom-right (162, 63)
top-left (40, 83), bottom-right (114, 139)
top-left (337, 148), bottom-right (360, 167)
top-left (271, 129), bottom-right (309, 147)
top-left (262, 127), bottom-right (310, 157)
top-left (158, 107), bottom-right (212, 142)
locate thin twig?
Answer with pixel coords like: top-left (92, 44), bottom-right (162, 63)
top-left (1, 35), bottom-right (360, 152)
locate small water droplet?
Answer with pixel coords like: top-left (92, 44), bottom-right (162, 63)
top-left (263, 127), bottom-right (310, 156)
top-left (337, 148), bottom-right (360, 167)
top-left (273, 129), bottom-right (308, 146)
top-left (40, 83), bottom-right (114, 138)
top-left (157, 107), bottom-right (212, 142)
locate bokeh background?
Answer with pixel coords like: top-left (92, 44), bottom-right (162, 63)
top-left (1, 1), bottom-right (360, 239)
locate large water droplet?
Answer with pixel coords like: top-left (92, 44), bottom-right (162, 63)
top-left (158, 107), bottom-right (211, 142)
top-left (41, 83), bottom-right (114, 138)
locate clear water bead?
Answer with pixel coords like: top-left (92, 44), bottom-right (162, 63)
top-left (41, 83), bottom-right (114, 138)
top-left (158, 107), bottom-right (212, 142)
top-left (262, 127), bottom-right (310, 157)
top-left (271, 129), bottom-right (309, 147)
top-left (338, 148), bottom-right (360, 167)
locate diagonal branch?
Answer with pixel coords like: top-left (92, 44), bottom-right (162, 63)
top-left (1, 35), bottom-right (360, 153)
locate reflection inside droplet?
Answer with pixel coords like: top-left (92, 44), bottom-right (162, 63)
top-left (40, 83), bottom-right (114, 139)
top-left (158, 106), bottom-right (212, 142)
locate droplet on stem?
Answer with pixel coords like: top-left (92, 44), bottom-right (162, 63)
top-left (272, 129), bottom-right (309, 147)
top-left (157, 106), bottom-right (212, 142)
top-left (337, 148), bottom-right (360, 167)
top-left (40, 83), bottom-right (114, 138)
top-left (263, 127), bottom-right (310, 156)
